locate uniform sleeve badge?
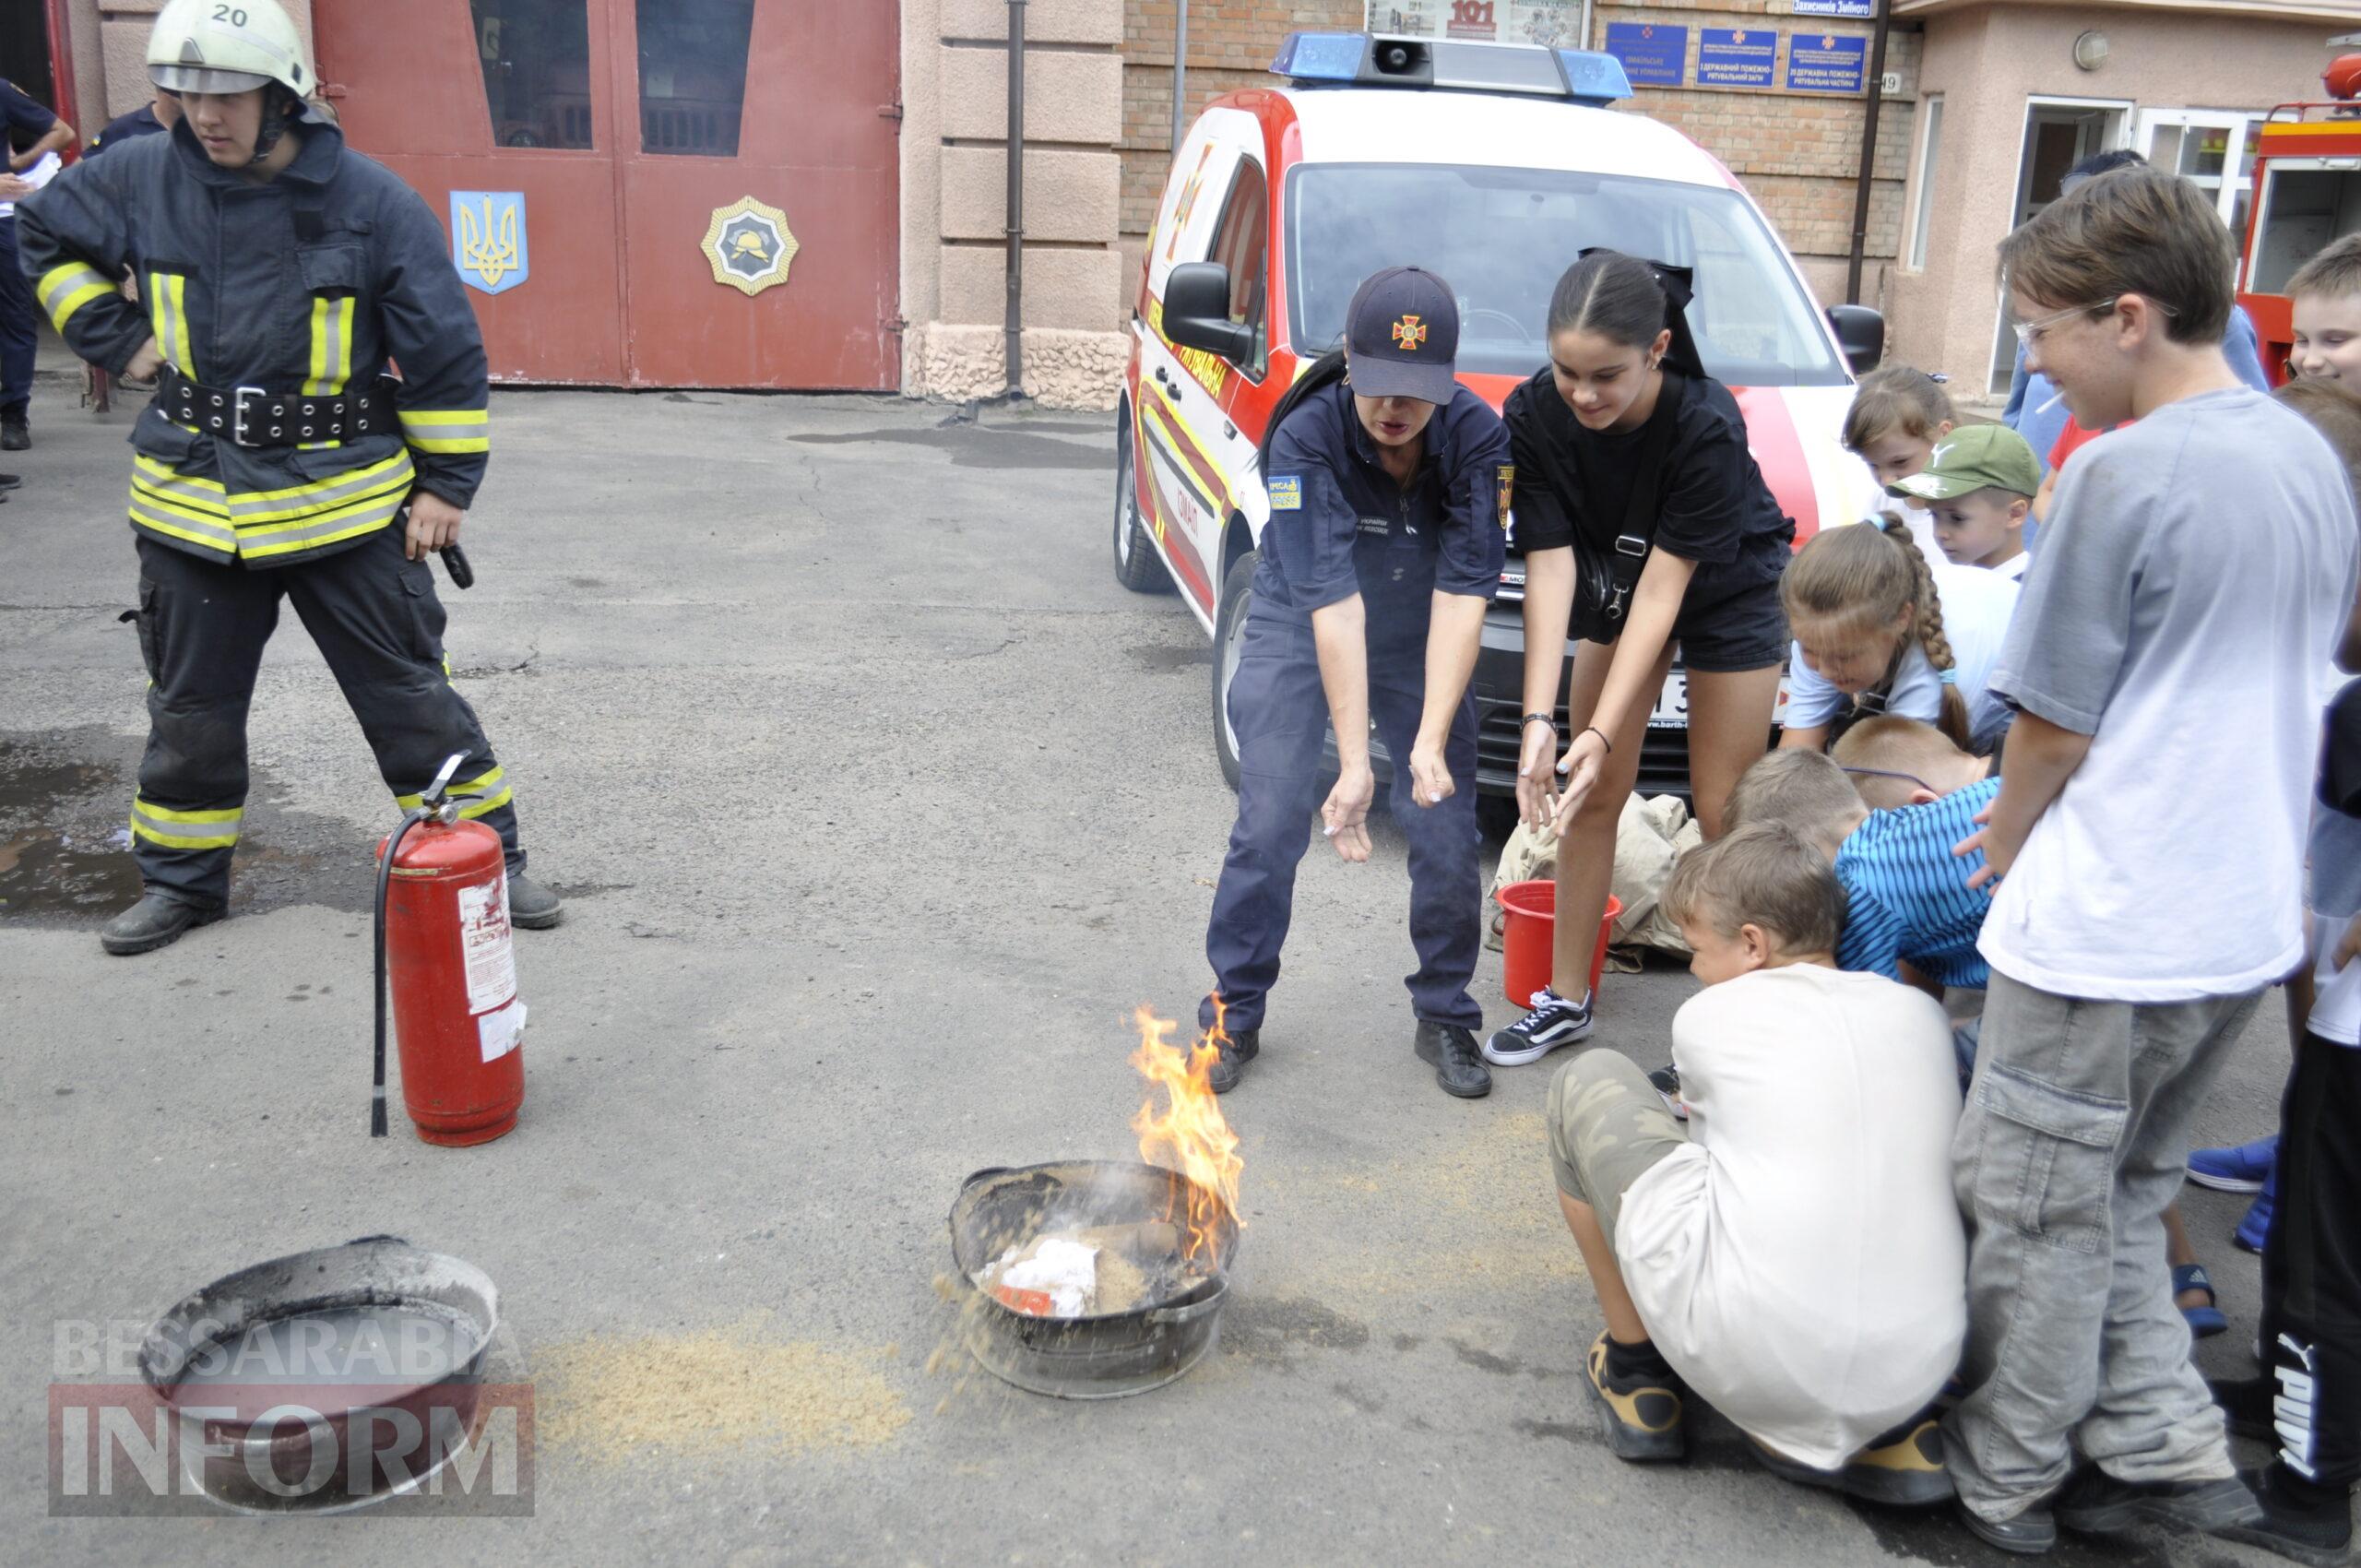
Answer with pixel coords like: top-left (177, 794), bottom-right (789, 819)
top-left (1496, 464), bottom-right (1514, 531)
top-left (1267, 474), bottom-right (1302, 511)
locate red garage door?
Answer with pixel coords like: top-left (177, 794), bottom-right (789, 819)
top-left (313, 0), bottom-right (900, 389)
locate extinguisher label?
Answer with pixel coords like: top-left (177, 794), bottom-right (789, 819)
top-left (457, 878), bottom-right (519, 1014)
top-left (478, 999), bottom-right (528, 1063)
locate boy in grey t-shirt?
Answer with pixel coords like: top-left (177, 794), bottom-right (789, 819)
top-left (1945, 168), bottom-right (2361, 1555)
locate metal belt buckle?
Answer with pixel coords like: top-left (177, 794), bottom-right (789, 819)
top-left (229, 386), bottom-right (269, 448)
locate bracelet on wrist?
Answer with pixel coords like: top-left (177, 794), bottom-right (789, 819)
top-left (1582, 725), bottom-right (1613, 755)
top-left (1522, 712), bottom-right (1555, 731)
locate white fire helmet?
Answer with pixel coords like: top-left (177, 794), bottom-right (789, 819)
top-left (147, 0), bottom-right (313, 99)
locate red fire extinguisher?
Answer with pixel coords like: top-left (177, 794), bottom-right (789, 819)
top-left (371, 754), bottom-right (526, 1146)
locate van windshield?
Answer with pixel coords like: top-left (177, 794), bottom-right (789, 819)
top-left (1285, 162), bottom-right (1848, 386)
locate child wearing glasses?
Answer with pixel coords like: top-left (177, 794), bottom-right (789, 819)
top-left (1946, 166), bottom-right (2356, 1555)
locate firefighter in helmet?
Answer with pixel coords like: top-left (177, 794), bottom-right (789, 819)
top-left (18, 0), bottom-right (562, 954)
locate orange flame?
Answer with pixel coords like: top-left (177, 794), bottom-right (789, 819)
top-left (1129, 1001), bottom-right (1244, 1265)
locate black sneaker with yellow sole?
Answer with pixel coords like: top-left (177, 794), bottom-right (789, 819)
top-left (1748, 1413), bottom-right (1955, 1508)
top-left (1584, 1332), bottom-right (1686, 1461)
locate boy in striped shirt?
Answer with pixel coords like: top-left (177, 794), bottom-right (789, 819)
top-left (1722, 724), bottom-right (2227, 1340)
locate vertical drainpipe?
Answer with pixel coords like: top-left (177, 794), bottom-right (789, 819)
top-left (1005, 0), bottom-right (1026, 398)
top-left (1845, 0), bottom-right (1894, 307)
top-left (1170, 1), bottom-right (1190, 152)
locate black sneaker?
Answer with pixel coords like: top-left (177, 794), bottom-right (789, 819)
top-left (1413, 1021), bottom-right (1491, 1099)
top-left (1205, 1027), bottom-right (1259, 1095)
top-left (1648, 1064), bottom-right (1689, 1121)
top-left (2055, 1466), bottom-right (2261, 1538)
top-left (1958, 1501), bottom-right (2058, 1556)
top-left (2217, 1467), bottom-right (2355, 1568)
top-left (1, 418), bottom-right (28, 452)
top-left (0, 470), bottom-right (19, 489)
top-left (1584, 1332), bottom-right (1685, 1461)
top-left (1482, 986), bottom-right (1592, 1066)
top-left (1747, 1414), bottom-right (1954, 1508)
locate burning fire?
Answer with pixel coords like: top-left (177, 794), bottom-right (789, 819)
top-left (1129, 1002), bottom-right (1244, 1265)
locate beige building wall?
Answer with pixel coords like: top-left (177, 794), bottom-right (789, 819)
top-left (903, 0), bottom-right (1131, 409)
top-left (80, 0), bottom-right (317, 121)
top-left (1889, 0), bottom-right (2361, 393)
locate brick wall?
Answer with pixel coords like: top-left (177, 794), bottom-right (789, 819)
top-left (1119, 0), bottom-right (1917, 303)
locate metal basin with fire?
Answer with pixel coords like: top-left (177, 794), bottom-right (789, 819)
top-left (947, 1159), bottom-right (1240, 1399)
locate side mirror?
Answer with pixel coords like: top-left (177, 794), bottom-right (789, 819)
top-left (1165, 261), bottom-right (1256, 363)
top-left (1827, 304), bottom-right (1885, 374)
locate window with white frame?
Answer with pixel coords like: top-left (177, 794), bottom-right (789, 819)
top-left (1906, 95), bottom-right (1943, 270)
top-left (2141, 109), bottom-right (2264, 240)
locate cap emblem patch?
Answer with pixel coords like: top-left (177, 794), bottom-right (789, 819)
top-left (1392, 315), bottom-right (1428, 351)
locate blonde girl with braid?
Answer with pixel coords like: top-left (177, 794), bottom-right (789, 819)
top-left (1775, 517), bottom-right (2023, 755)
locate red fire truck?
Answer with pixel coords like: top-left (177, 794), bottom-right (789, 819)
top-left (2238, 54), bottom-right (2361, 382)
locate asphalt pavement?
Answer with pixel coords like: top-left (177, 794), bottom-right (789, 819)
top-left (0, 353), bottom-right (2304, 1566)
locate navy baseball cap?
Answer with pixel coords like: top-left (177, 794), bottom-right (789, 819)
top-left (1345, 267), bottom-right (1460, 405)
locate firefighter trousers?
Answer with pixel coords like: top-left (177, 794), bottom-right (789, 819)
top-left (127, 527), bottom-right (524, 912)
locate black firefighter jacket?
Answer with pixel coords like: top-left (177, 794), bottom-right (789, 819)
top-left (19, 112), bottom-right (490, 566)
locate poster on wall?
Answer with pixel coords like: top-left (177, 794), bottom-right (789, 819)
top-left (1793, 0), bottom-right (1876, 17)
top-left (1603, 22), bottom-right (1688, 87)
top-left (1362, 1), bottom-right (1584, 46)
top-left (1696, 28), bottom-right (1777, 89)
top-left (1785, 32), bottom-right (1868, 93)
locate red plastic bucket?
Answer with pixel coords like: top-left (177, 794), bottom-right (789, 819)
top-left (1497, 882), bottom-right (1622, 1007)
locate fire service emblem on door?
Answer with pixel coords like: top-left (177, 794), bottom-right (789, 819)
top-left (703, 196), bottom-right (801, 297)
top-left (451, 192), bottom-right (529, 296)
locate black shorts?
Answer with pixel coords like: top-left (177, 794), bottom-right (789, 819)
top-left (1577, 564), bottom-right (1787, 673)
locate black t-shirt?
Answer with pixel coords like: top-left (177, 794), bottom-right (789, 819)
top-left (1504, 366), bottom-right (1793, 603)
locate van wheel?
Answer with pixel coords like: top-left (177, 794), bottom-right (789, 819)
top-left (1112, 413), bottom-right (1172, 594)
top-left (1212, 549), bottom-right (1255, 790)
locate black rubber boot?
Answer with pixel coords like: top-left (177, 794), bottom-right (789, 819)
top-left (1, 417), bottom-right (29, 452)
top-left (101, 893), bottom-right (221, 956)
top-left (1414, 1021), bottom-right (1492, 1098)
top-left (506, 871), bottom-right (564, 930)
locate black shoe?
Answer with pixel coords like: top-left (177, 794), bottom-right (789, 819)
top-left (1205, 1027), bottom-right (1259, 1095)
top-left (101, 893), bottom-right (221, 956)
top-left (1, 418), bottom-right (28, 452)
top-left (506, 871), bottom-right (563, 930)
top-left (1748, 1415), bottom-right (1955, 1508)
top-left (1413, 1021), bottom-right (1491, 1098)
top-left (1959, 1501), bottom-right (2058, 1555)
top-left (1584, 1332), bottom-right (1686, 1461)
top-left (2217, 1467), bottom-right (2355, 1567)
top-left (0, 470), bottom-right (19, 489)
top-left (2055, 1466), bottom-right (2261, 1538)
top-left (1482, 985), bottom-right (1592, 1066)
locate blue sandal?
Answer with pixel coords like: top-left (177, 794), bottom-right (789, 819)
top-left (2175, 1264), bottom-right (2228, 1339)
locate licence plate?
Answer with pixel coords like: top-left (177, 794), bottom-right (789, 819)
top-left (1645, 671), bottom-right (1796, 729)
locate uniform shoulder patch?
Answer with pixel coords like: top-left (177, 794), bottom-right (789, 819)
top-left (1496, 463), bottom-right (1514, 531)
top-left (1266, 474), bottom-right (1302, 511)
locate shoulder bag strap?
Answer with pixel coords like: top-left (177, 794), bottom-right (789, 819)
top-left (1602, 371), bottom-right (1687, 625)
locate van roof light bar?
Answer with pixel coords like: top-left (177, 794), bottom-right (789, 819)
top-left (1269, 32), bottom-right (1631, 106)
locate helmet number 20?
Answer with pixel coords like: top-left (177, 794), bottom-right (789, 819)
top-left (212, 5), bottom-right (249, 24)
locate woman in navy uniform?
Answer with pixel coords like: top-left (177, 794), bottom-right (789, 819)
top-left (1199, 267), bottom-right (1511, 1099)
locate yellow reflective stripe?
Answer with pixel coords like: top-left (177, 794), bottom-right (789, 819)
top-left (234, 495), bottom-right (405, 558)
top-left (303, 296), bottom-right (355, 396)
top-left (225, 449), bottom-right (412, 513)
top-left (133, 455), bottom-right (227, 495)
top-left (396, 768), bottom-right (510, 814)
top-left (149, 272), bottom-right (194, 377)
top-left (130, 799), bottom-right (242, 850)
top-left (454, 786), bottom-right (514, 820)
top-left (230, 460), bottom-right (415, 528)
top-left (38, 263), bottom-right (113, 332)
top-left (128, 505), bottom-right (237, 554)
top-left (400, 409), bottom-right (491, 456)
top-left (132, 821), bottom-right (241, 850)
top-left (129, 483), bottom-right (235, 529)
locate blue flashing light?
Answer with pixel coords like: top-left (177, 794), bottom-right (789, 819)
top-left (1271, 32), bottom-right (1368, 82)
top-left (1556, 50), bottom-right (1632, 105)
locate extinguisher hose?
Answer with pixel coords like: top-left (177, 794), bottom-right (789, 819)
top-left (372, 812), bottom-right (428, 1138)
